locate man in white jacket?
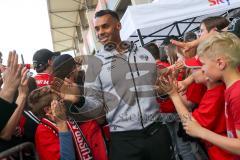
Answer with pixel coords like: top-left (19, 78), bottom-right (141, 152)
top-left (61, 9), bottom-right (174, 160)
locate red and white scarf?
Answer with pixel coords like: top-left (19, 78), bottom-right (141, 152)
top-left (41, 118), bottom-right (94, 160)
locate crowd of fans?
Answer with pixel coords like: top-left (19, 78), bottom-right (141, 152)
top-left (0, 9), bottom-right (240, 160)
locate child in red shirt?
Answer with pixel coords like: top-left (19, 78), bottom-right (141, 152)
top-left (159, 56), bottom-right (235, 159)
top-left (29, 86), bottom-right (108, 160)
top-left (182, 32), bottom-right (240, 158)
top-left (182, 57), bottom-right (207, 110)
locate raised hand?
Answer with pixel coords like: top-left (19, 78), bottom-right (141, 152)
top-left (51, 100), bottom-right (67, 122)
top-left (0, 64), bottom-right (6, 88)
top-left (18, 67), bottom-right (29, 97)
top-left (158, 73), bottom-right (178, 96)
top-left (0, 76), bottom-right (2, 89)
top-left (51, 77), bottom-right (82, 103)
top-left (171, 39), bottom-right (195, 53)
top-left (174, 60), bottom-right (185, 70)
top-left (176, 81), bottom-right (187, 93)
top-left (48, 100), bottom-right (68, 132)
top-left (0, 51), bottom-right (22, 102)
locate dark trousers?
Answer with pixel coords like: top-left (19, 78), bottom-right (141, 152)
top-left (109, 122), bottom-right (175, 160)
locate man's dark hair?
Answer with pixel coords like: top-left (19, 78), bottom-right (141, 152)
top-left (95, 9), bottom-right (120, 21)
top-left (144, 43), bottom-right (160, 60)
top-left (162, 35), bottom-right (179, 46)
top-left (184, 31), bottom-right (197, 42)
top-left (159, 47), bottom-right (168, 63)
top-left (201, 16), bottom-right (229, 32)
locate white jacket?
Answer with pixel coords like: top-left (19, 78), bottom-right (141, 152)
top-left (81, 45), bottom-right (161, 132)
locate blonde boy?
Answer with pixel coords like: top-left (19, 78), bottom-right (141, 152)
top-left (183, 32), bottom-right (240, 157)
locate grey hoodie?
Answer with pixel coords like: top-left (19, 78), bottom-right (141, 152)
top-left (81, 45), bottom-right (161, 132)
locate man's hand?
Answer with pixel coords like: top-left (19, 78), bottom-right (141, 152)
top-left (51, 77), bottom-right (82, 103)
top-left (0, 51), bottom-right (22, 103)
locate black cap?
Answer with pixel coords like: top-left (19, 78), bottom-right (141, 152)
top-left (52, 54), bottom-right (76, 79)
top-left (227, 17), bottom-right (240, 38)
top-left (33, 49), bottom-right (60, 72)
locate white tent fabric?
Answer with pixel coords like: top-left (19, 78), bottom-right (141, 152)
top-left (120, 0), bottom-right (240, 44)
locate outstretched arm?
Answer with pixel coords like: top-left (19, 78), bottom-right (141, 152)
top-left (183, 119), bottom-right (240, 155)
top-left (0, 51), bottom-right (22, 103)
top-left (0, 67), bottom-right (29, 140)
top-left (0, 51), bottom-right (22, 132)
top-left (171, 30), bottom-right (217, 52)
top-left (158, 75), bottom-right (191, 122)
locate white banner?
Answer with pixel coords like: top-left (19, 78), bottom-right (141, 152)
top-left (120, 0), bottom-right (240, 41)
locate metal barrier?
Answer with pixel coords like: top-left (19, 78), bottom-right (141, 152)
top-left (0, 142), bottom-right (38, 160)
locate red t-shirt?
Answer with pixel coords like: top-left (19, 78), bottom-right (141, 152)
top-left (225, 80), bottom-right (240, 139)
top-left (186, 82), bottom-right (207, 105)
top-left (156, 60), bottom-right (170, 69)
top-left (34, 73), bottom-right (53, 88)
top-left (156, 60), bottom-right (176, 113)
top-left (35, 119), bottom-right (108, 160)
top-left (193, 84), bottom-right (235, 160)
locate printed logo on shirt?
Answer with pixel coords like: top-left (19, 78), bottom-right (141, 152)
top-left (36, 80), bottom-right (49, 85)
top-left (208, 0), bottom-right (230, 6)
top-left (139, 54), bottom-right (149, 61)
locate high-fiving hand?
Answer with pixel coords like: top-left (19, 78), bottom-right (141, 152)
top-left (0, 51), bottom-right (23, 103)
top-left (18, 67), bottom-right (29, 97)
top-left (156, 70), bottom-right (178, 96)
top-left (51, 77), bottom-right (82, 103)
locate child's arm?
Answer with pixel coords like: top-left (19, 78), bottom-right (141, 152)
top-left (170, 30), bottom-right (216, 52)
top-left (158, 77), bottom-right (191, 121)
top-left (169, 91), bottom-right (191, 121)
top-left (184, 118), bottom-right (240, 155)
top-left (179, 94), bottom-right (195, 111)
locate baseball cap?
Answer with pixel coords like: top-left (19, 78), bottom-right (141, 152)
top-left (33, 49), bottom-right (60, 72)
top-left (227, 17), bottom-right (240, 38)
top-left (184, 57), bottom-right (202, 68)
top-left (52, 54), bottom-right (76, 79)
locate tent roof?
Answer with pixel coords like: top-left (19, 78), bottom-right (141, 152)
top-left (47, 0), bottom-right (97, 52)
top-left (120, 0), bottom-right (240, 45)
